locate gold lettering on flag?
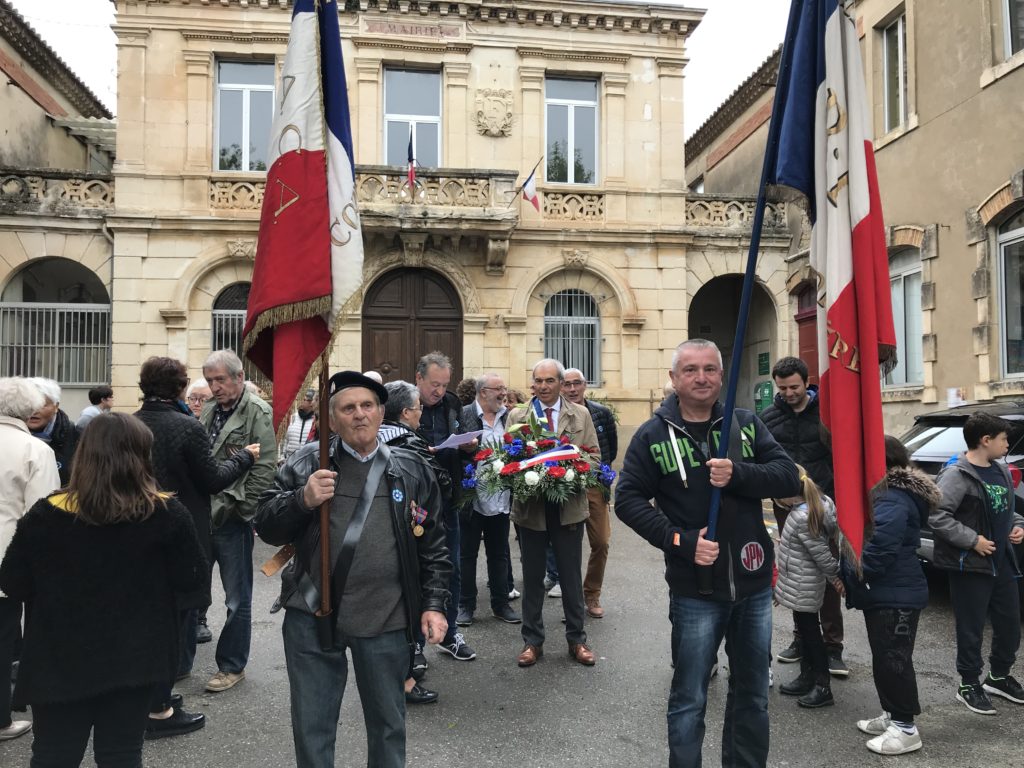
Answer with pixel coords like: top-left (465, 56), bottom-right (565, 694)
top-left (329, 203), bottom-right (360, 246)
top-left (826, 88), bottom-right (847, 135)
top-left (827, 321), bottom-right (861, 373)
top-left (280, 75), bottom-right (296, 115)
top-left (827, 172), bottom-right (849, 207)
top-left (278, 125), bottom-right (303, 156)
top-left (273, 178), bottom-right (301, 218)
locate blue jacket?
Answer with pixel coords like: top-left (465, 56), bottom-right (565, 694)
top-left (842, 467), bottom-right (939, 611)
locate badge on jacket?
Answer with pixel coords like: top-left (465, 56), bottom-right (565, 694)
top-left (410, 499), bottom-right (427, 537)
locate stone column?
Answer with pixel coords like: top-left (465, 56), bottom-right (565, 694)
top-left (445, 63), bottom-right (471, 168)
top-left (603, 73), bottom-right (629, 189)
top-left (113, 28), bottom-right (150, 173)
top-left (518, 66), bottom-right (545, 178)
top-left (354, 58), bottom-right (381, 162)
top-left (182, 50), bottom-right (213, 212)
top-left (657, 58), bottom-right (685, 189)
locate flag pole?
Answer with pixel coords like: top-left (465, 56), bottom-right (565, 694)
top-left (315, 351), bottom-right (333, 627)
top-left (506, 155), bottom-right (544, 209)
top-left (698, 0), bottom-right (802, 594)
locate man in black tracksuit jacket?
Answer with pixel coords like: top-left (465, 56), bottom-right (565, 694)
top-left (616, 339), bottom-right (799, 768)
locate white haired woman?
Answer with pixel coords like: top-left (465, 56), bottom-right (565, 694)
top-left (0, 377), bottom-right (61, 741)
top-left (25, 377), bottom-right (79, 485)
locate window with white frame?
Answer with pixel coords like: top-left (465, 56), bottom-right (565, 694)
top-left (215, 61), bottom-right (275, 172)
top-left (384, 69), bottom-right (441, 168)
top-left (884, 247), bottom-right (923, 386)
top-left (545, 78), bottom-right (598, 185)
top-left (1000, 209), bottom-right (1024, 375)
top-left (544, 289), bottom-right (600, 385)
top-left (882, 14), bottom-right (908, 133)
top-left (1008, 0), bottom-right (1024, 56)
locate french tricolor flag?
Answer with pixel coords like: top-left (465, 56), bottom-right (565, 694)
top-left (517, 445), bottom-right (582, 470)
top-left (243, 0), bottom-right (363, 432)
top-left (765, 0), bottom-right (896, 556)
top-left (521, 167), bottom-right (540, 212)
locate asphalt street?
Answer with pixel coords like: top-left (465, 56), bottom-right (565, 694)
top-left (4, 512), bottom-right (1024, 767)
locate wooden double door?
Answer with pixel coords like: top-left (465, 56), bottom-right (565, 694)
top-left (361, 268), bottom-right (463, 383)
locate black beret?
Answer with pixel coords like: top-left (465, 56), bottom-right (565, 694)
top-left (327, 371), bottom-right (388, 404)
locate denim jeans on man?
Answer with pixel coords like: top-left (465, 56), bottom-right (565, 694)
top-left (210, 517), bottom-right (254, 674)
top-left (442, 506), bottom-right (462, 643)
top-left (668, 587), bottom-right (772, 768)
top-left (282, 610), bottom-right (407, 768)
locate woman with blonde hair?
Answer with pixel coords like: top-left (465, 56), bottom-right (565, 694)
top-left (0, 412), bottom-right (206, 766)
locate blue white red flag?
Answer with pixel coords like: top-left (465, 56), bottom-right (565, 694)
top-left (521, 167), bottom-right (540, 212)
top-left (765, 0), bottom-right (896, 556)
top-left (242, 0), bottom-right (363, 433)
top-left (407, 128), bottom-right (416, 189)
top-left (517, 445), bottom-right (582, 470)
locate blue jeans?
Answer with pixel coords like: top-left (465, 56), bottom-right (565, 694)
top-left (211, 518), bottom-right (254, 674)
top-left (668, 587), bottom-right (772, 768)
top-left (282, 610), bottom-right (408, 768)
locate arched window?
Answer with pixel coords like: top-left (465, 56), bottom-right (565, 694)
top-left (885, 247), bottom-right (923, 386)
top-left (544, 289), bottom-right (600, 385)
top-left (999, 208), bottom-right (1024, 376)
top-left (211, 282), bottom-right (250, 359)
top-left (0, 258), bottom-right (110, 384)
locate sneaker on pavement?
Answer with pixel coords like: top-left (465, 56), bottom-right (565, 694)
top-left (205, 670), bottom-right (245, 692)
top-left (776, 640), bottom-right (802, 664)
top-left (438, 633), bottom-right (477, 661)
top-left (492, 604), bottom-right (522, 624)
top-left (543, 576), bottom-right (556, 591)
top-left (456, 607), bottom-right (474, 627)
top-left (984, 673), bottom-right (1024, 704)
top-left (768, 666), bottom-right (773, 688)
top-left (866, 724), bottom-right (922, 755)
top-left (196, 620), bottom-right (213, 645)
top-left (508, 588), bottom-right (521, 600)
top-left (828, 654), bottom-right (850, 678)
top-left (547, 583), bottom-right (562, 598)
top-left (857, 712), bottom-right (891, 735)
top-left (0, 720), bottom-right (31, 741)
top-left (956, 683), bottom-right (996, 715)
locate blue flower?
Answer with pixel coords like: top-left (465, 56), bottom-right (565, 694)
top-left (461, 478), bottom-right (477, 489)
top-left (464, 464), bottom-right (476, 477)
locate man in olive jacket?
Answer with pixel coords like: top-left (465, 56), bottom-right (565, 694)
top-left (255, 372), bottom-right (450, 768)
top-left (199, 350), bottom-right (277, 693)
top-left (507, 358), bottom-right (599, 668)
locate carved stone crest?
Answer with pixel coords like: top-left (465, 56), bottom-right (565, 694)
top-left (227, 239), bottom-right (255, 259)
top-left (474, 89), bottom-right (513, 137)
top-left (562, 248), bottom-right (589, 268)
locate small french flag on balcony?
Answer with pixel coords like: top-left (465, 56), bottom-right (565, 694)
top-left (521, 167), bottom-right (540, 212)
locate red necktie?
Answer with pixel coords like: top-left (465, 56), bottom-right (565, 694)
top-left (545, 407), bottom-right (555, 432)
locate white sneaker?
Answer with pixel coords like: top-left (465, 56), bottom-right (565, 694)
top-left (857, 712), bottom-right (891, 736)
top-left (768, 666), bottom-right (773, 688)
top-left (866, 724), bottom-right (922, 755)
top-left (0, 720), bottom-right (32, 741)
top-left (547, 583), bottom-right (562, 598)
top-left (508, 588), bottom-right (521, 600)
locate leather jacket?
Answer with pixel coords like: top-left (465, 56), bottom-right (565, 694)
top-left (255, 438), bottom-right (451, 633)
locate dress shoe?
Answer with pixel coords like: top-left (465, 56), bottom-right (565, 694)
top-left (517, 644), bottom-right (543, 667)
top-left (405, 684), bottom-right (439, 705)
top-left (0, 721), bottom-right (31, 741)
top-left (779, 671), bottom-right (815, 696)
top-left (196, 620), bottom-right (213, 644)
top-left (145, 707), bottom-right (206, 740)
top-left (492, 604), bottom-right (522, 624)
top-left (569, 642), bottom-right (596, 666)
top-left (797, 685), bottom-right (835, 708)
top-left (586, 602), bottom-right (605, 619)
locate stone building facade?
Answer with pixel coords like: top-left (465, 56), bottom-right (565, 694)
top-left (1, 0), bottom-right (799, 430)
top-left (686, 0), bottom-right (1024, 434)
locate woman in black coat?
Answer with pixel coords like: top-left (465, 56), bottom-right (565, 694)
top-left (133, 356), bottom-right (258, 739)
top-left (841, 435), bottom-right (939, 756)
top-left (0, 412), bottom-right (206, 767)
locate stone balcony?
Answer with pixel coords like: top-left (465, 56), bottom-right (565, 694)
top-left (0, 168), bottom-right (113, 217)
top-left (683, 193), bottom-right (790, 234)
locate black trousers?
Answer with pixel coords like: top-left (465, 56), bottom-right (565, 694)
top-left (948, 565), bottom-right (1021, 684)
top-left (863, 608), bottom-right (920, 723)
top-left (793, 610), bottom-right (829, 686)
top-left (0, 597), bottom-right (20, 729)
top-left (519, 505), bottom-right (586, 647)
top-left (460, 511), bottom-right (512, 612)
top-left (30, 686), bottom-right (152, 768)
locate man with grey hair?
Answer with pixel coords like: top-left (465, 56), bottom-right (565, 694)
top-left (0, 377), bottom-right (61, 741)
top-left (26, 378), bottom-right (78, 485)
top-left (457, 373), bottom-right (520, 626)
top-left (507, 358), bottom-right (599, 668)
top-left (200, 349), bottom-right (277, 693)
top-left (414, 351), bottom-right (477, 662)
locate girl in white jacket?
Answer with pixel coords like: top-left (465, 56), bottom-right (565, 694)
top-left (773, 466), bottom-right (843, 709)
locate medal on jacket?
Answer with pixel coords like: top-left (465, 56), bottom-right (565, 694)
top-left (410, 499), bottom-right (427, 537)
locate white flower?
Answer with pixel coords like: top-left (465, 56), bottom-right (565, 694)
top-left (527, 441), bottom-right (538, 449)
top-left (524, 470), bottom-right (540, 486)
top-left (564, 469), bottom-right (575, 482)
top-left (492, 460), bottom-right (504, 473)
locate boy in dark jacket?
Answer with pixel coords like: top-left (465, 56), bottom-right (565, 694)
top-left (932, 412), bottom-right (1024, 715)
top-left (616, 340), bottom-right (799, 768)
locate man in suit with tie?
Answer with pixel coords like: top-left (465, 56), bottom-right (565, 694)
top-left (507, 358), bottom-right (599, 668)
top-left (200, 350), bottom-right (277, 693)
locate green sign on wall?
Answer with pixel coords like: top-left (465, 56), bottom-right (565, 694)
top-left (754, 381), bottom-right (774, 414)
top-left (758, 352), bottom-right (770, 376)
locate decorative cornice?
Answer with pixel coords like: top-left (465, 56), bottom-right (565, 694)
top-left (686, 44), bottom-right (781, 160)
top-left (0, 0), bottom-right (111, 118)
top-left (351, 36), bottom-right (473, 53)
top-left (518, 46), bottom-right (629, 65)
top-left (180, 29), bottom-right (291, 44)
